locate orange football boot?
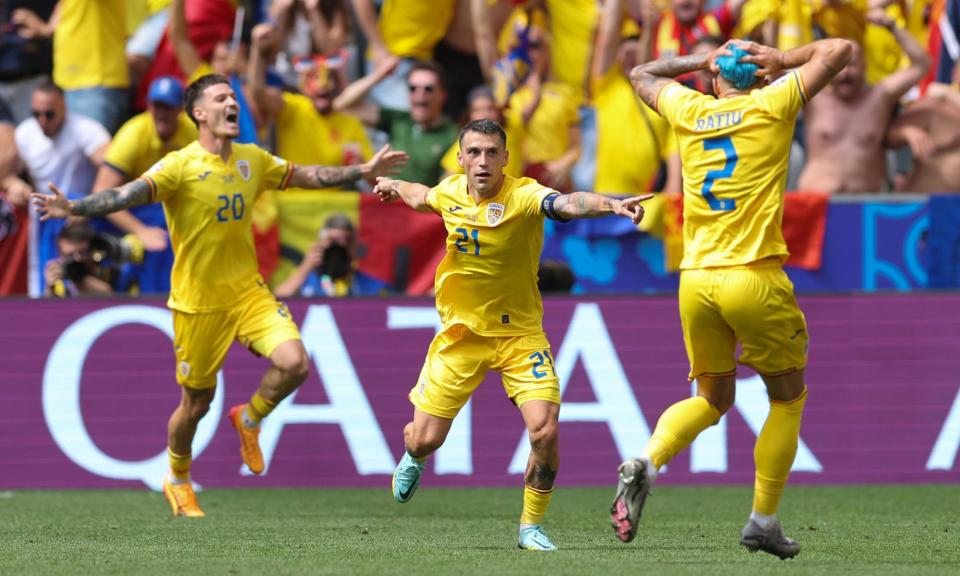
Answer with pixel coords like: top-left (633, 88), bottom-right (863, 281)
top-left (229, 404), bottom-right (265, 474)
top-left (162, 477), bottom-right (205, 517)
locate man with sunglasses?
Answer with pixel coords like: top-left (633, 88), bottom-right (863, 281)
top-left (12, 81), bottom-right (111, 296)
top-left (342, 60), bottom-right (458, 186)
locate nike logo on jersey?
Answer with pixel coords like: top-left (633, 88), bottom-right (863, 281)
top-left (448, 206), bottom-right (462, 213)
top-left (197, 171), bottom-right (212, 181)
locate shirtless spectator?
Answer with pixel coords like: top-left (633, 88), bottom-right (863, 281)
top-left (798, 11), bottom-right (930, 194)
top-left (886, 64), bottom-right (960, 193)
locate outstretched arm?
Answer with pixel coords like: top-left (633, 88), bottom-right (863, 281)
top-left (550, 192), bottom-right (653, 224)
top-left (372, 177), bottom-right (433, 212)
top-left (31, 179), bottom-right (153, 221)
top-left (288, 144), bottom-right (408, 189)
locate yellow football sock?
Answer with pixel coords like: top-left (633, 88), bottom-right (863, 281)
top-left (753, 387), bottom-right (808, 516)
top-left (519, 485), bottom-right (554, 525)
top-left (246, 392), bottom-right (277, 425)
top-left (168, 447), bottom-right (191, 482)
top-left (643, 396), bottom-right (721, 469)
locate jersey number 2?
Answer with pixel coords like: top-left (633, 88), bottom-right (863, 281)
top-left (701, 136), bottom-right (738, 211)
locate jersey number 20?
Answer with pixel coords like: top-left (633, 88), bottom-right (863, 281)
top-left (701, 136), bottom-right (738, 211)
top-left (216, 193), bottom-right (245, 222)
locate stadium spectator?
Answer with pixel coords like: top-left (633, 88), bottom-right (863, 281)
top-left (274, 214), bottom-right (387, 297)
top-left (466, 0), bottom-right (524, 106)
top-left (440, 86), bottom-right (524, 178)
top-left (431, 0), bottom-right (505, 120)
top-left (589, 0), bottom-right (680, 196)
top-left (506, 23), bottom-right (580, 192)
top-left (0, 1), bottom-right (57, 124)
top-left (886, 69), bottom-right (960, 193)
top-left (691, 35), bottom-right (725, 95)
top-left (14, 82), bottom-right (110, 296)
top-left (351, 0), bottom-right (457, 111)
top-left (374, 118), bottom-right (651, 552)
top-left (343, 60), bottom-right (458, 186)
top-left (127, 0), bottom-right (173, 91)
top-left (269, 0), bottom-right (353, 87)
top-left (32, 73), bottom-right (407, 517)
top-left (168, 0), bottom-right (262, 143)
top-left (43, 220), bottom-right (113, 297)
top-left (543, 0), bottom-right (600, 100)
top-left (91, 76), bottom-right (196, 294)
top-left (0, 96), bottom-right (27, 205)
top-left (615, 36), bottom-right (854, 558)
top-left (798, 11), bottom-right (930, 193)
top-left (654, 0), bottom-right (747, 59)
top-left (52, 0), bottom-right (129, 133)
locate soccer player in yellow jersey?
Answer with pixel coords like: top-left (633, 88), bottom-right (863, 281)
top-left (32, 74), bottom-right (406, 518)
top-left (609, 38), bottom-right (854, 558)
top-left (373, 119), bottom-right (651, 551)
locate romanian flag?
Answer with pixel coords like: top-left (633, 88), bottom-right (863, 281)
top-left (924, 0), bottom-right (960, 93)
top-left (270, 192), bottom-right (446, 296)
top-left (663, 192), bottom-right (829, 272)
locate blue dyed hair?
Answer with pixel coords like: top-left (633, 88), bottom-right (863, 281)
top-left (715, 45), bottom-right (759, 90)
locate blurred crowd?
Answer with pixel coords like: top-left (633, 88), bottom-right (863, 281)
top-left (0, 0), bottom-right (958, 298)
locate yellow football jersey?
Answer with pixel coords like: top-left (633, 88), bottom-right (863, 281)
top-left (142, 141), bottom-right (293, 312)
top-left (426, 174), bottom-right (558, 336)
top-left (656, 70), bottom-right (808, 269)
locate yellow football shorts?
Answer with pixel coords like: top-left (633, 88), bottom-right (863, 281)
top-left (410, 324), bottom-right (561, 419)
top-left (171, 283), bottom-right (301, 388)
top-left (679, 262), bottom-right (808, 380)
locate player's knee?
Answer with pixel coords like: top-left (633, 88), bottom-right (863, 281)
top-left (275, 348), bottom-right (310, 384)
top-left (183, 395), bottom-right (213, 421)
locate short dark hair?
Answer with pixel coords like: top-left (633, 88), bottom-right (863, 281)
top-left (458, 119), bottom-right (507, 148)
top-left (406, 60), bottom-right (447, 92)
top-left (58, 220), bottom-right (95, 245)
top-left (35, 81), bottom-right (64, 98)
top-left (323, 213), bottom-right (355, 233)
top-left (184, 74), bottom-right (231, 127)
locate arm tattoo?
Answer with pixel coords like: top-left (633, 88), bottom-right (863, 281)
top-left (295, 164), bottom-right (363, 189)
top-left (552, 192), bottom-right (616, 219)
top-left (631, 54), bottom-right (708, 109)
top-left (525, 463), bottom-right (557, 491)
top-left (70, 179), bottom-right (153, 217)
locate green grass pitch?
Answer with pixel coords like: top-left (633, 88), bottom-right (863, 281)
top-left (1, 485), bottom-right (957, 575)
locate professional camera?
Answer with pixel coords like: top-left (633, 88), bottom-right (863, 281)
top-left (320, 243), bottom-right (352, 280)
top-left (60, 231), bottom-right (144, 285)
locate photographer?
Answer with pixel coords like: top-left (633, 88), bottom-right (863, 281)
top-left (274, 214), bottom-right (386, 298)
top-left (44, 221), bottom-right (113, 297)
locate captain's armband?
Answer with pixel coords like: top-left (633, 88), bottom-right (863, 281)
top-left (541, 193), bottom-right (571, 223)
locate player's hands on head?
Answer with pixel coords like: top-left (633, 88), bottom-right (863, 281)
top-left (615, 193), bottom-right (654, 225)
top-left (705, 42), bottom-right (734, 74)
top-left (31, 182), bottom-right (72, 222)
top-left (363, 144), bottom-right (409, 181)
top-left (734, 40), bottom-right (785, 78)
top-left (372, 176), bottom-right (400, 203)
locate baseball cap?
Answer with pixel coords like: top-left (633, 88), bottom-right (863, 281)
top-left (148, 76), bottom-right (185, 107)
